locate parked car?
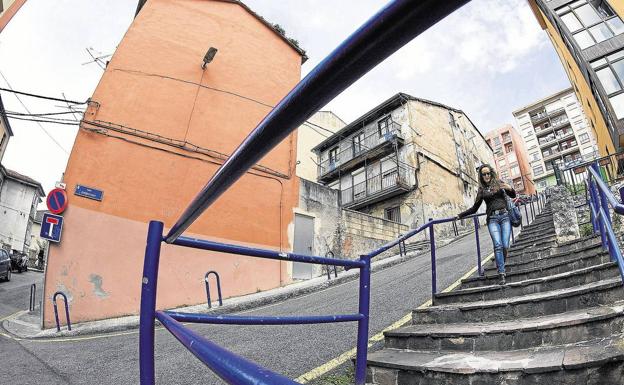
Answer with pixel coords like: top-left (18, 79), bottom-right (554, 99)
top-left (0, 249), bottom-right (11, 281)
top-left (10, 250), bottom-right (28, 273)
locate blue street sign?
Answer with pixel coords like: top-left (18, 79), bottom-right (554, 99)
top-left (41, 213), bottom-right (64, 243)
top-left (74, 185), bottom-right (104, 201)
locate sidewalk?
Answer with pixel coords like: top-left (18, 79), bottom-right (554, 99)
top-left (1, 230), bottom-right (477, 340)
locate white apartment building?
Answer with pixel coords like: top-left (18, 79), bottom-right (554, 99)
top-left (513, 88), bottom-right (599, 191)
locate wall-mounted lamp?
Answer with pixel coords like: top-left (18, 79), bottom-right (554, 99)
top-left (202, 47), bottom-right (218, 70)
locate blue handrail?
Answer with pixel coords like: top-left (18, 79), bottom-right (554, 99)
top-left (163, 0), bottom-right (471, 243)
top-left (587, 164), bottom-right (624, 283)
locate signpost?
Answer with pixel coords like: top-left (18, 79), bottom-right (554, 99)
top-left (46, 188), bottom-right (68, 214)
top-left (40, 213), bottom-right (64, 243)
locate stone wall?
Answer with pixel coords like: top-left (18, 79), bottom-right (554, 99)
top-left (296, 178), bottom-right (409, 277)
top-left (548, 185), bottom-right (580, 243)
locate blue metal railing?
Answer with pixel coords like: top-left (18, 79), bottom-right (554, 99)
top-left (135, 1), bottom-right (553, 384)
top-left (587, 163), bottom-right (624, 283)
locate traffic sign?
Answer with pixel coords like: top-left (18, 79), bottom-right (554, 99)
top-left (46, 188), bottom-right (68, 214)
top-left (41, 213), bottom-right (64, 243)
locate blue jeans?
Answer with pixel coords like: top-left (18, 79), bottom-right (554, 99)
top-left (488, 213), bottom-right (511, 274)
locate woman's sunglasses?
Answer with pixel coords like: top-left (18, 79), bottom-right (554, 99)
top-left (481, 172), bottom-right (491, 176)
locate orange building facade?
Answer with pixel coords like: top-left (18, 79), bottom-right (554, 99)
top-left (42, 0), bottom-right (305, 326)
top-left (485, 124), bottom-right (536, 195)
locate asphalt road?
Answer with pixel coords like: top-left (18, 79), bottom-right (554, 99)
top-left (0, 227), bottom-right (498, 385)
top-left (0, 270), bottom-right (44, 319)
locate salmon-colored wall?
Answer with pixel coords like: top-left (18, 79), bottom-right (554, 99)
top-left (43, 0), bottom-right (302, 326)
top-left (0, 0), bottom-right (27, 33)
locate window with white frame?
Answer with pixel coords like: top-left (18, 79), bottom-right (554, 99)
top-left (591, 49), bottom-right (624, 119)
top-left (533, 165), bottom-right (544, 176)
top-left (556, 0), bottom-right (624, 50)
top-left (579, 133), bottom-right (590, 143)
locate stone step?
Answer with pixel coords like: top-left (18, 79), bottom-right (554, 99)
top-left (507, 235), bottom-right (601, 259)
top-left (384, 301), bottom-right (624, 352)
top-left (367, 333), bottom-right (624, 385)
top-left (414, 277), bottom-right (624, 324)
top-left (516, 226), bottom-right (555, 239)
top-left (436, 261), bottom-right (618, 305)
top-left (505, 239), bottom-right (602, 264)
top-left (509, 234), bottom-right (557, 250)
top-left (461, 250), bottom-right (611, 288)
top-left (485, 243), bottom-right (604, 274)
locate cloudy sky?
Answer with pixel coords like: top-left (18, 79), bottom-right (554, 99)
top-left (0, 0), bottom-right (571, 199)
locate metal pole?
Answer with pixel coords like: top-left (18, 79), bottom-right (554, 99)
top-left (354, 256), bottom-right (371, 385)
top-left (589, 179), bottom-right (599, 232)
top-left (523, 203), bottom-right (529, 228)
top-left (473, 216), bottom-right (482, 276)
top-left (139, 221), bottom-right (164, 385)
top-left (529, 197), bottom-right (535, 223)
top-left (429, 219), bottom-right (436, 301)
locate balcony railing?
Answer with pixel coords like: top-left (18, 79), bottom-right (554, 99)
top-left (340, 166), bottom-right (410, 207)
top-left (538, 130), bottom-right (574, 147)
top-left (530, 107), bottom-right (566, 125)
top-left (318, 122), bottom-right (403, 177)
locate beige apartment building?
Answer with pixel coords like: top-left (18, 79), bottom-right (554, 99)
top-left (312, 93), bottom-right (495, 236)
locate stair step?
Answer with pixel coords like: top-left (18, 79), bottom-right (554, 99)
top-left (367, 334), bottom-right (624, 385)
top-left (384, 302), bottom-right (624, 352)
top-left (461, 250), bottom-right (611, 288)
top-left (508, 235), bottom-right (601, 259)
top-left (437, 262), bottom-right (618, 305)
top-left (505, 239), bottom-right (602, 264)
top-left (485, 243), bottom-right (604, 274)
top-left (509, 235), bottom-right (557, 250)
top-left (414, 277), bottom-right (624, 324)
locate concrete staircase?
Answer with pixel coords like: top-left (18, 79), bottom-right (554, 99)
top-left (366, 206), bottom-right (624, 384)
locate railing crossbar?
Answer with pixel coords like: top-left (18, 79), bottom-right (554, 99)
top-left (165, 311), bottom-right (364, 325)
top-left (155, 311), bottom-right (300, 385)
top-left (173, 236), bottom-right (365, 269)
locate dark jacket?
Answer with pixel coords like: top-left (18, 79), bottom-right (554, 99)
top-left (458, 184), bottom-right (516, 220)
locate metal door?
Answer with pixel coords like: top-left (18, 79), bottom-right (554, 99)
top-left (292, 214), bottom-right (315, 279)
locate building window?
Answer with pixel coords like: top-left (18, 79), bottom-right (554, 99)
top-left (590, 49), bottom-right (624, 119)
top-left (384, 206), bottom-right (401, 223)
top-left (579, 133), bottom-right (590, 144)
top-left (533, 165), bottom-right (544, 176)
top-left (505, 143), bottom-right (513, 153)
top-left (352, 132), bottom-right (365, 155)
top-left (493, 137), bottom-right (501, 147)
top-left (329, 147), bottom-right (338, 165)
top-left (510, 165), bottom-right (520, 176)
top-left (556, 0), bottom-right (624, 50)
top-left (378, 116), bottom-right (392, 137)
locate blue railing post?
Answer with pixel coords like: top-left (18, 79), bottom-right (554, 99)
top-left (589, 179), bottom-right (599, 232)
top-left (619, 186), bottom-right (624, 204)
top-left (429, 218), bottom-right (436, 301)
top-left (354, 255), bottom-right (371, 385)
top-left (594, 163), bottom-right (612, 227)
top-left (139, 221), bottom-right (164, 385)
top-left (473, 216), bottom-right (482, 276)
top-left (523, 203), bottom-right (529, 228)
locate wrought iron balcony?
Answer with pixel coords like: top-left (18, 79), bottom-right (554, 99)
top-left (340, 166), bottom-right (411, 210)
top-left (538, 130), bottom-right (575, 148)
top-left (317, 122), bottom-right (404, 183)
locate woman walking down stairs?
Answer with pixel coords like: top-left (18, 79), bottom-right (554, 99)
top-left (366, 204), bottom-right (624, 384)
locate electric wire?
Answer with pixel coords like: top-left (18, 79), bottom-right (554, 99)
top-left (0, 86), bottom-right (86, 104)
top-left (0, 71), bottom-right (71, 154)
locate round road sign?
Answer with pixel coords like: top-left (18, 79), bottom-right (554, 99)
top-left (46, 188), bottom-right (68, 214)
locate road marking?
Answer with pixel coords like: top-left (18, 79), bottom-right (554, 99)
top-left (0, 310), bottom-right (27, 323)
top-left (295, 252), bottom-right (495, 384)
